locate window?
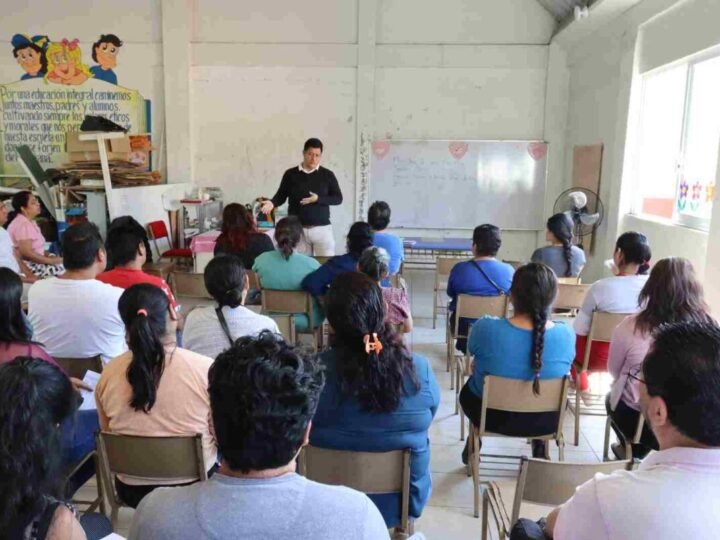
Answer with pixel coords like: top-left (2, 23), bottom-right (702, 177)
top-left (633, 53), bottom-right (720, 230)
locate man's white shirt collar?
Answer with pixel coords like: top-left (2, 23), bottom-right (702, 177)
top-left (299, 164), bottom-right (320, 174)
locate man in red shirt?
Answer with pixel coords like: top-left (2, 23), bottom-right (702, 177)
top-left (96, 217), bottom-right (179, 313)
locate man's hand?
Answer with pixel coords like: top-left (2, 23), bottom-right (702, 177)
top-left (260, 200), bottom-right (274, 214)
top-left (300, 192), bottom-right (319, 206)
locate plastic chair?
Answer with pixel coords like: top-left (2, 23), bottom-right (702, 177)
top-left (261, 289), bottom-right (321, 351)
top-left (146, 220), bottom-right (192, 260)
top-left (55, 355), bottom-right (103, 380)
top-left (603, 411), bottom-right (646, 461)
top-left (557, 276), bottom-right (582, 285)
top-left (567, 312), bottom-right (631, 446)
top-left (434, 257), bottom-right (465, 333)
top-left (299, 446), bottom-right (413, 537)
top-left (482, 456), bottom-right (634, 539)
top-left (246, 270), bottom-right (261, 290)
top-left (313, 255), bottom-right (332, 265)
top-left (466, 375), bottom-right (569, 518)
top-left (95, 432), bottom-right (208, 530)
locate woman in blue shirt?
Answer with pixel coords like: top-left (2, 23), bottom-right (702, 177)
top-left (367, 201), bottom-right (404, 278)
top-left (459, 263), bottom-right (575, 462)
top-left (311, 272), bottom-right (440, 531)
top-left (301, 222), bottom-right (373, 296)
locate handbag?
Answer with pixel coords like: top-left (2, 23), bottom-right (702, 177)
top-left (471, 260), bottom-right (507, 296)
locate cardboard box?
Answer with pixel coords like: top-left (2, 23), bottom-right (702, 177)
top-left (66, 132), bottom-right (131, 162)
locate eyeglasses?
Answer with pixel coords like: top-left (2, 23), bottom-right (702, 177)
top-left (626, 365), bottom-right (646, 385)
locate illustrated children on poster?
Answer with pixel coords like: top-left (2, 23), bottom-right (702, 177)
top-left (11, 34), bottom-right (49, 80)
top-left (90, 34), bottom-right (122, 85)
top-left (45, 39), bottom-right (92, 86)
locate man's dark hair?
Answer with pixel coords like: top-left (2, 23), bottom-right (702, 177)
top-left (106, 216), bottom-right (153, 267)
top-left (346, 221), bottom-right (374, 258)
top-left (105, 223), bottom-right (143, 268)
top-left (209, 331), bottom-right (325, 473)
top-left (643, 321), bottom-right (720, 446)
top-left (303, 138), bottom-right (323, 153)
top-left (367, 201), bottom-right (391, 231)
top-left (473, 224), bottom-right (502, 257)
top-left (61, 222), bottom-right (104, 270)
top-left (91, 34), bottom-right (123, 63)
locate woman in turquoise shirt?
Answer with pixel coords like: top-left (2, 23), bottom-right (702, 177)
top-left (253, 216), bottom-right (323, 330)
top-left (459, 263), bottom-right (575, 462)
top-left (311, 272), bottom-right (440, 532)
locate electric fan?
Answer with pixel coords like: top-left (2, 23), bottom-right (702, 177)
top-left (552, 188), bottom-right (604, 250)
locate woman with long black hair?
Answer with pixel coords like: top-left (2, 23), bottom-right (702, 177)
top-left (311, 272), bottom-right (440, 532)
top-left (0, 357), bottom-right (103, 539)
top-left (95, 283), bottom-right (216, 508)
top-left (459, 263), bottom-right (575, 460)
top-left (531, 213), bottom-right (586, 278)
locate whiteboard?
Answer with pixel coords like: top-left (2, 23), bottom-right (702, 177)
top-left (368, 140), bottom-right (548, 230)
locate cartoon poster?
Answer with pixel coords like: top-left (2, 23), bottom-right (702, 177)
top-left (0, 33), bottom-right (148, 174)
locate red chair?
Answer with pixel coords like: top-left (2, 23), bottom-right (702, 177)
top-left (146, 221), bottom-right (193, 260)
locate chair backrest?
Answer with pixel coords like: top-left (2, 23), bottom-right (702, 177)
top-left (453, 294), bottom-right (508, 338)
top-left (557, 276), bottom-right (582, 285)
top-left (146, 220), bottom-right (169, 241)
top-left (436, 257), bottom-right (464, 279)
top-left (173, 271), bottom-right (213, 299)
top-left (588, 311), bottom-right (630, 343)
top-left (246, 270), bottom-right (261, 290)
top-left (480, 375), bottom-right (569, 436)
top-left (511, 456), bottom-right (634, 524)
top-left (314, 256), bottom-right (331, 265)
top-left (300, 446), bottom-right (411, 530)
top-left (96, 432), bottom-right (207, 487)
top-left (262, 289), bottom-right (313, 321)
top-left (269, 313), bottom-right (296, 345)
top-left (554, 283), bottom-right (592, 311)
top-left (503, 260), bottom-right (524, 270)
top-left (55, 355), bottom-right (103, 380)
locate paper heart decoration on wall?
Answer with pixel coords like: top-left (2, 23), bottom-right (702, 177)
top-left (527, 142), bottom-right (548, 161)
top-left (448, 141), bottom-right (468, 160)
top-left (372, 140), bottom-right (391, 160)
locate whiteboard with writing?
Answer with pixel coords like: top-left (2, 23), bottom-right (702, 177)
top-left (368, 140), bottom-right (548, 230)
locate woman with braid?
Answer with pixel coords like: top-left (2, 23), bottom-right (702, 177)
top-left (531, 213), bottom-right (585, 278)
top-left (459, 263), bottom-right (575, 462)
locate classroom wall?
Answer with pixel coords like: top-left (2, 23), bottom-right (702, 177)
top-left (0, 0), bottom-right (166, 171)
top-left (553, 0), bottom-right (720, 283)
top-left (189, 0), bottom-right (563, 256)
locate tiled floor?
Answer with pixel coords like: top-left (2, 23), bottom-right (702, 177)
top-left (76, 271), bottom-right (614, 539)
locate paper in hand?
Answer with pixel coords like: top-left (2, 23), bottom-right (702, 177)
top-left (79, 370), bottom-right (101, 411)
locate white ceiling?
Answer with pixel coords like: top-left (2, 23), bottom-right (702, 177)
top-left (536, 0), bottom-right (591, 21)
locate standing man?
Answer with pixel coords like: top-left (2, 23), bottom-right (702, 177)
top-left (261, 138), bottom-right (343, 256)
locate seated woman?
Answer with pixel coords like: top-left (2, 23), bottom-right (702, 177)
top-left (95, 283), bottom-right (217, 508)
top-left (311, 272), bottom-right (439, 530)
top-left (7, 191), bottom-right (64, 277)
top-left (531, 213), bottom-right (586, 279)
top-left (574, 232), bottom-right (651, 391)
top-left (253, 216), bottom-right (323, 332)
top-left (358, 246), bottom-right (412, 333)
top-left (0, 200), bottom-right (37, 290)
top-left (367, 201), bottom-right (404, 278)
top-left (214, 203), bottom-right (274, 270)
top-left (183, 255), bottom-right (278, 359)
top-left (607, 257), bottom-right (713, 459)
top-left (447, 224), bottom-right (515, 352)
top-left (460, 263), bottom-right (575, 461)
top-left (0, 357), bottom-right (111, 540)
top-left (302, 222), bottom-right (374, 296)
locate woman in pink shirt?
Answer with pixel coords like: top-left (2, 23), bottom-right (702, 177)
top-left (607, 257), bottom-right (712, 458)
top-left (7, 191), bottom-right (64, 277)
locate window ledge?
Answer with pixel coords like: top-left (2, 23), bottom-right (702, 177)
top-left (625, 213), bottom-right (709, 235)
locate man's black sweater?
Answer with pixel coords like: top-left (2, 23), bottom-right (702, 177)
top-left (270, 166), bottom-right (343, 226)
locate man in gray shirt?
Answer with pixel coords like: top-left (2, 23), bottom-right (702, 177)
top-left (129, 331), bottom-right (389, 540)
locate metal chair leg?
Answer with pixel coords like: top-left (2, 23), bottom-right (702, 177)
top-left (574, 386), bottom-right (581, 446)
top-left (603, 415), bottom-right (612, 461)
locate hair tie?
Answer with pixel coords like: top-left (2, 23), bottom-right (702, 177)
top-left (136, 308), bottom-right (148, 317)
top-left (363, 333), bottom-right (383, 355)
